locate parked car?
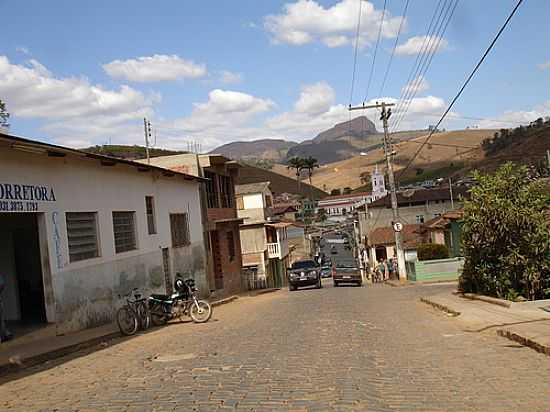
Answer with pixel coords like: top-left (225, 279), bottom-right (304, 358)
top-left (333, 264), bottom-right (362, 287)
top-left (320, 265), bottom-right (333, 278)
top-left (287, 259), bottom-right (322, 291)
top-left (331, 245), bottom-right (338, 254)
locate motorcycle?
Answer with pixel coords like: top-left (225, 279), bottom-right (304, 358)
top-left (148, 277), bottom-right (212, 325)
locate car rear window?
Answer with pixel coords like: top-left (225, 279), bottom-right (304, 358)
top-left (291, 260), bottom-right (316, 269)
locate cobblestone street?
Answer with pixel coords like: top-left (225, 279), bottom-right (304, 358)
top-left (1, 282), bottom-right (549, 411)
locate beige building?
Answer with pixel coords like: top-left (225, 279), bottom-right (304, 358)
top-left (235, 182), bottom-right (291, 289)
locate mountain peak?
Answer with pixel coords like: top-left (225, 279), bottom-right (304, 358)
top-left (313, 116), bottom-right (377, 143)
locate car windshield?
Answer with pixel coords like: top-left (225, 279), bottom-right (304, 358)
top-left (291, 260), bottom-right (316, 269)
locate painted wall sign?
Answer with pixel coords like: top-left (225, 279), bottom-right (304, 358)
top-left (0, 183), bottom-right (56, 212)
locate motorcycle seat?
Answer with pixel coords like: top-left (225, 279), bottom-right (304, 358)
top-left (150, 293), bottom-right (172, 301)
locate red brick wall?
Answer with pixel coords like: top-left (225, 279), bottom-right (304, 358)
top-left (207, 207), bottom-right (237, 221)
top-left (208, 221), bottom-right (243, 297)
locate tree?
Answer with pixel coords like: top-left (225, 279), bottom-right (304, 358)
top-left (330, 188), bottom-right (341, 196)
top-left (287, 157), bottom-right (305, 194)
top-left (343, 187), bottom-right (352, 194)
top-left (0, 99), bottom-right (9, 130)
top-left (316, 208), bottom-right (327, 222)
top-left (459, 163), bottom-right (550, 301)
top-left (301, 156), bottom-right (319, 186)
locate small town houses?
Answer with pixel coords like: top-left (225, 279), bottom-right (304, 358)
top-left (0, 131), bottom-right (309, 340)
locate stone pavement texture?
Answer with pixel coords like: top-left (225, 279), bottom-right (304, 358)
top-left (421, 290), bottom-right (550, 354)
top-left (1, 282), bottom-right (550, 411)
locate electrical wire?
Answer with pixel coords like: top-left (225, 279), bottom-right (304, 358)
top-left (364, 0), bottom-right (388, 103)
top-left (392, 0), bottom-right (459, 132)
top-left (396, 0), bottom-right (526, 180)
top-left (378, 0), bottom-right (411, 97)
top-left (349, 0), bottom-right (364, 106)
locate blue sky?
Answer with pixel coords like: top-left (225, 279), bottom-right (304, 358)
top-left (1, 0), bottom-right (549, 150)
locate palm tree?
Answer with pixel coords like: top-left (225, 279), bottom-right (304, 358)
top-left (287, 157), bottom-right (305, 193)
top-left (302, 156), bottom-right (320, 186)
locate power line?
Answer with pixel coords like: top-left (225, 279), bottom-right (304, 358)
top-left (396, 0), bottom-right (526, 180)
top-left (392, 0), bottom-right (459, 131)
top-left (379, 0), bottom-right (411, 97)
top-left (395, 110), bottom-right (534, 126)
top-left (364, 0), bottom-right (388, 103)
top-left (349, 0), bottom-right (364, 106)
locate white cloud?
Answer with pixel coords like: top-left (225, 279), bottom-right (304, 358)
top-left (264, 0), bottom-right (403, 48)
top-left (294, 82), bottom-right (335, 115)
top-left (16, 46), bottom-right (30, 55)
top-left (103, 54), bottom-right (207, 82)
top-left (401, 75), bottom-right (430, 94)
top-left (219, 70), bottom-right (243, 84)
top-left (0, 56), bottom-right (155, 146)
top-left (537, 61), bottom-right (550, 71)
top-left (476, 101), bottom-right (550, 129)
top-left (395, 35), bottom-right (448, 56)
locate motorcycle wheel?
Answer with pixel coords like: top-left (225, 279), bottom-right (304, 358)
top-left (116, 306), bottom-right (138, 336)
top-left (189, 300), bottom-right (212, 323)
top-left (151, 313), bottom-right (168, 326)
top-left (137, 301), bottom-right (151, 330)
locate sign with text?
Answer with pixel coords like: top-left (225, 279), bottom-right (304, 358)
top-left (0, 183), bottom-right (56, 212)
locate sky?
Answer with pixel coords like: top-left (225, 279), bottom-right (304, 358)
top-left (1, 0), bottom-right (550, 151)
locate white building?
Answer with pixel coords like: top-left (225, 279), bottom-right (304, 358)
top-left (0, 133), bottom-right (207, 335)
top-left (317, 192), bottom-right (372, 222)
top-left (235, 182), bottom-right (291, 289)
top-left (370, 166), bottom-right (387, 201)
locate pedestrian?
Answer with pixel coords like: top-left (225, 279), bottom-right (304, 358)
top-left (387, 258), bottom-right (396, 280)
top-left (0, 272), bottom-right (13, 343)
top-left (376, 259), bottom-right (385, 283)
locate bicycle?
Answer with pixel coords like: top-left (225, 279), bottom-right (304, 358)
top-left (116, 288), bottom-right (150, 336)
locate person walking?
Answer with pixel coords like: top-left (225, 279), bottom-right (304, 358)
top-left (0, 272), bottom-right (13, 342)
top-left (375, 259), bottom-right (385, 283)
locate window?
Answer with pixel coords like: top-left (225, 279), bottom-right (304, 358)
top-left (416, 215), bottom-right (425, 224)
top-left (113, 211), bottom-right (137, 253)
top-left (204, 171), bottom-right (219, 208)
top-left (227, 230), bottom-right (235, 261)
top-left (170, 213), bottom-right (190, 247)
top-left (434, 213), bottom-right (441, 217)
top-left (145, 196), bottom-right (156, 234)
top-left (236, 195), bottom-right (244, 210)
top-left (66, 212), bottom-right (99, 262)
top-left (219, 175), bottom-right (234, 208)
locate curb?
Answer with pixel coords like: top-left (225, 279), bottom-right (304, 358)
top-left (497, 329), bottom-right (550, 356)
top-left (420, 297), bottom-right (461, 316)
top-left (0, 331), bottom-right (120, 378)
top-left (461, 293), bottom-right (512, 308)
top-left (386, 280), bottom-right (409, 287)
top-left (210, 295), bottom-right (239, 307)
top-left (248, 288), bottom-right (281, 297)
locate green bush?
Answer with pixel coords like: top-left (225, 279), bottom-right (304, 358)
top-left (458, 163), bottom-right (550, 301)
top-left (417, 243), bottom-right (449, 261)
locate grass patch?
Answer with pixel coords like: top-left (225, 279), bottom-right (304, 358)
top-left (400, 162), bottom-right (464, 185)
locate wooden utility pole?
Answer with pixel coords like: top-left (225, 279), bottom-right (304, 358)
top-left (349, 102), bottom-right (407, 280)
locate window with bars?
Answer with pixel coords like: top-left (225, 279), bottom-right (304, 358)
top-left (66, 212), bottom-right (99, 262)
top-left (219, 175), bottom-right (234, 208)
top-left (227, 230), bottom-right (235, 261)
top-left (170, 213), bottom-right (190, 248)
top-left (416, 215), bottom-right (425, 224)
top-left (145, 196), bottom-right (156, 235)
top-left (112, 211), bottom-right (137, 253)
top-left (204, 171), bottom-right (219, 208)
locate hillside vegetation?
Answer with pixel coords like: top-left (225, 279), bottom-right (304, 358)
top-left (83, 145), bottom-right (185, 160)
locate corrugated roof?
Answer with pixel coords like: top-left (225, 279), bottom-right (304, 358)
top-left (0, 132), bottom-right (207, 182)
top-left (235, 181), bottom-right (271, 195)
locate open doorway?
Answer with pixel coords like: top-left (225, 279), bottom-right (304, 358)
top-left (0, 213), bottom-right (48, 337)
top-left (375, 246), bottom-right (387, 262)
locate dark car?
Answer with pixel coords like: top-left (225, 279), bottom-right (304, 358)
top-left (320, 265), bottom-right (333, 278)
top-left (333, 264), bottom-right (362, 287)
top-left (287, 259), bottom-right (322, 291)
top-left (330, 245), bottom-right (338, 254)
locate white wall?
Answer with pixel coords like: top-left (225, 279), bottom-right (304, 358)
top-left (243, 192), bottom-right (265, 209)
top-left (0, 148), bottom-right (206, 333)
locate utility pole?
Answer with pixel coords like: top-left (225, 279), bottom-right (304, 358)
top-left (143, 118), bottom-right (152, 164)
top-left (349, 101), bottom-right (407, 280)
top-left (449, 177), bottom-right (454, 210)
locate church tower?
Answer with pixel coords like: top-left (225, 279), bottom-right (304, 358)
top-left (371, 165), bottom-right (387, 201)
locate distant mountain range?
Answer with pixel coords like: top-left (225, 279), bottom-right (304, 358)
top-left (211, 116), bottom-right (426, 165)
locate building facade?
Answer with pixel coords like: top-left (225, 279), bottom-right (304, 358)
top-left (235, 182), bottom-right (291, 289)
top-left (317, 192), bottom-right (372, 221)
top-left (143, 154), bottom-right (244, 298)
top-left (0, 133), bottom-right (206, 334)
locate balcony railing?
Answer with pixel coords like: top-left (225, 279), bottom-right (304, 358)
top-left (266, 239), bottom-right (289, 259)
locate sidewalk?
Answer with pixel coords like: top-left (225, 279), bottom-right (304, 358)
top-left (0, 290), bottom-right (281, 376)
top-left (421, 291), bottom-right (550, 355)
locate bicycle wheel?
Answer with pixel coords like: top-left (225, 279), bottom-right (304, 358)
top-left (137, 301), bottom-right (150, 330)
top-left (116, 306), bottom-right (138, 336)
top-left (189, 300), bottom-right (212, 323)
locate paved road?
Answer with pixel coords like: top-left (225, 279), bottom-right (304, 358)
top-left (2, 283), bottom-right (550, 411)
top-left (320, 232), bottom-right (355, 267)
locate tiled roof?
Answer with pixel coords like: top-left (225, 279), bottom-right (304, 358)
top-left (369, 187), bottom-right (469, 208)
top-left (320, 192), bottom-right (371, 201)
top-left (368, 224), bottom-right (426, 247)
